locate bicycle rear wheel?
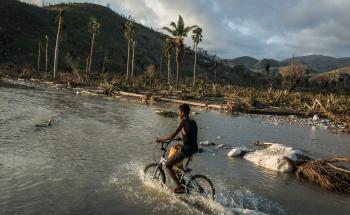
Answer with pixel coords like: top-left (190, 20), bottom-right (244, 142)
top-left (144, 163), bottom-right (166, 184)
top-left (186, 174), bottom-right (215, 200)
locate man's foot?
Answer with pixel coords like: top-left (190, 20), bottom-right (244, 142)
top-left (173, 186), bottom-right (185, 194)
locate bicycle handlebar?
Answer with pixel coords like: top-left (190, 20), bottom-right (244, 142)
top-left (159, 138), bottom-right (181, 151)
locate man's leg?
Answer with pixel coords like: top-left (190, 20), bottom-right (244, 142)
top-left (165, 150), bottom-right (186, 193)
top-left (166, 166), bottom-right (182, 188)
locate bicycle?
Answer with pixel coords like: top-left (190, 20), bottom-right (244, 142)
top-left (144, 139), bottom-right (215, 200)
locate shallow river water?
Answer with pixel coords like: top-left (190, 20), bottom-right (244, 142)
top-left (0, 80), bottom-right (349, 215)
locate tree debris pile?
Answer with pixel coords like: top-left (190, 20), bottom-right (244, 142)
top-left (296, 157), bottom-right (350, 193)
top-left (225, 96), bottom-right (252, 112)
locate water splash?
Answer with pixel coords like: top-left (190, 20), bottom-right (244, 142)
top-left (106, 161), bottom-right (286, 215)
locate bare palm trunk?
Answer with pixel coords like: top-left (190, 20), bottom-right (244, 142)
top-left (131, 40), bottom-right (135, 79)
top-left (192, 44), bottom-right (198, 89)
top-left (45, 36), bottom-right (48, 75)
top-left (53, 14), bottom-right (62, 79)
top-left (126, 39), bottom-right (130, 81)
top-left (101, 54), bottom-right (107, 74)
top-left (176, 47), bottom-right (180, 90)
top-left (158, 42), bottom-right (165, 79)
top-left (176, 63), bottom-right (180, 90)
top-left (214, 69), bottom-right (217, 82)
top-left (167, 54), bottom-right (172, 86)
top-left (85, 56), bottom-right (89, 79)
top-left (37, 41), bottom-right (41, 73)
top-left (88, 33), bottom-right (95, 74)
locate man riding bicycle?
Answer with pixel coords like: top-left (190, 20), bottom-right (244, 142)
top-left (156, 103), bottom-right (198, 194)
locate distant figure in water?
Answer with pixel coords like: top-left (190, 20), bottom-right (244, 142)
top-left (156, 104), bottom-right (198, 194)
top-left (48, 117), bottom-right (53, 126)
top-left (35, 117), bottom-right (53, 128)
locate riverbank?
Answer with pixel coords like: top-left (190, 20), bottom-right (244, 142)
top-left (1, 75), bottom-right (349, 134)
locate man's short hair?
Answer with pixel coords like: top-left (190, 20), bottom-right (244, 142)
top-left (179, 103), bottom-right (190, 115)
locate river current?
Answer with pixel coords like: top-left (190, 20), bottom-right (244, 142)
top-left (0, 80), bottom-right (349, 215)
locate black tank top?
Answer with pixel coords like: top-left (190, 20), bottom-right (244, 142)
top-left (181, 118), bottom-right (198, 156)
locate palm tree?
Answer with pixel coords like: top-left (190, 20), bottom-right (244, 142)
top-left (44, 35), bottom-right (48, 75)
top-left (164, 37), bottom-right (175, 86)
top-left (162, 15), bottom-right (197, 90)
top-left (191, 27), bottom-right (203, 89)
top-left (124, 16), bottom-right (135, 81)
top-left (53, 9), bottom-right (63, 79)
top-left (131, 40), bottom-right (136, 78)
top-left (88, 16), bottom-right (101, 74)
top-left (37, 40), bottom-right (41, 73)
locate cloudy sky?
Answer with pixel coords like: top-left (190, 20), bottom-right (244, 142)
top-left (23, 0), bottom-right (350, 60)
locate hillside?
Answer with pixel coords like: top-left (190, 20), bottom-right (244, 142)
top-left (282, 55), bottom-right (350, 72)
top-left (224, 55), bottom-right (350, 74)
top-left (251, 59), bottom-right (283, 71)
top-left (308, 66), bottom-right (350, 91)
top-left (0, 0), bottom-right (264, 86)
top-left (223, 56), bottom-right (259, 69)
top-left (0, 0), bottom-right (165, 74)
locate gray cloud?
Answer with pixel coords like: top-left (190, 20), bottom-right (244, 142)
top-left (22, 0), bottom-right (350, 60)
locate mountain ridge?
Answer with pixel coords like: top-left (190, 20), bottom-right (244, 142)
top-left (225, 54), bottom-right (350, 72)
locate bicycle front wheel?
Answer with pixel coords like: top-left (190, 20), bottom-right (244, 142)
top-left (144, 163), bottom-right (166, 185)
top-left (186, 174), bottom-right (215, 200)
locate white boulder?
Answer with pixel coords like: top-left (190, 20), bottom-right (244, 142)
top-left (243, 143), bottom-right (304, 173)
top-left (312, 115), bottom-right (320, 121)
top-left (228, 146), bottom-right (253, 157)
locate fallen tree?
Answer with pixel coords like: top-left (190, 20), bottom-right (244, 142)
top-left (296, 157), bottom-right (350, 193)
top-left (228, 142), bottom-right (350, 193)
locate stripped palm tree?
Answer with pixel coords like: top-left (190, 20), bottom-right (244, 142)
top-left (191, 27), bottom-right (203, 89)
top-left (53, 9), bottom-right (63, 79)
top-left (87, 16), bottom-right (101, 74)
top-left (44, 35), bottom-right (48, 75)
top-left (124, 16), bottom-right (135, 81)
top-left (164, 37), bottom-right (175, 86)
top-left (162, 15), bottom-right (197, 90)
top-left (37, 40), bottom-right (41, 73)
top-left (131, 40), bottom-right (136, 78)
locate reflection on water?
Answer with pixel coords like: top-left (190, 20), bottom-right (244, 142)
top-left (0, 81), bottom-right (349, 215)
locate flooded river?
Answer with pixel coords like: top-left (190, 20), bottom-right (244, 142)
top-left (0, 80), bottom-right (349, 215)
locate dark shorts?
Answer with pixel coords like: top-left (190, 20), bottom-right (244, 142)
top-left (165, 149), bottom-right (186, 168)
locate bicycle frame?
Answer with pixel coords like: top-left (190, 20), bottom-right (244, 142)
top-left (146, 139), bottom-right (215, 199)
top-left (157, 140), bottom-right (196, 190)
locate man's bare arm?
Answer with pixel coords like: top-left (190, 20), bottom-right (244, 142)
top-left (156, 122), bottom-right (183, 142)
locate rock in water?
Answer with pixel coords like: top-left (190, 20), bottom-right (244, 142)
top-left (312, 115), bottom-right (320, 121)
top-left (35, 117), bottom-right (54, 128)
top-left (217, 144), bottom-right (233, 150)
top-left (155, 110), bottom-right (178, 118)
top-left (199, 140), bottom-right (215, 146)
top-left (228, 148), bottom-right (245, 157)
top-left (228, 146), bottom-right (254, 157)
